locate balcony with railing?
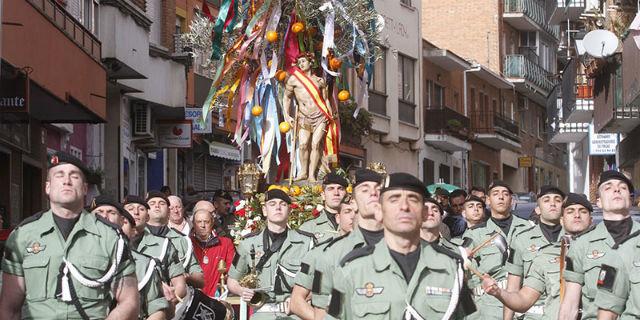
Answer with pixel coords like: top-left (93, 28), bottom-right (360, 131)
top-left (594, 57), bottom-right (640, 133)
top-left (423, 106), bottom-right (472, 152)
top-left (550, 0), bottom-right (586, 24)
top-left (504, 0), bottom-right (561, 39)
top-left (504, 54), bottom-right (556, 102)
top-left (550, 121), bottom-right (589, 143)
top-left (471, 111), bottom-right (521, 150)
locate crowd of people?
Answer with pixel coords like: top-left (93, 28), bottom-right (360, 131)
top-left (0, 151), bottom-right (639, 320)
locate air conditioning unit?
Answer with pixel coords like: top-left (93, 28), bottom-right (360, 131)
top-left (133, 103), bottom-right (153, 137)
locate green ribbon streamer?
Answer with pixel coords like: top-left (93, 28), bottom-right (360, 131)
top-left (211, 0), bottom-right (233, 60)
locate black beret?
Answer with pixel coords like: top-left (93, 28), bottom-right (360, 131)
top-left (265, 189), bottom-right (291, 204)
top-left (488, 180), bottom-right (513, 194)
top-left (449, 189), bottom-right (468, 199)
top-left (563, 193), bottom-right (593, 212)
top-left (48, 151), bottom-right (91, 178)
top-left (598, 170), bottom-right (635, 194)
top-left (146, 190), bottom-right (170, 205)
top-left (381, 172), bottom-right (427, 198)
top-left (464, 195), bottom-right (485, 205)
top-left (434, 188), bottom-right (450, 197)
top-left (213, 189), bottom-right (233, 202)
top-left (123, 195), bottom-right (150, 209)
top-left (424, 197), bottom-right (443, 213)
top-left (537, 185), bottom-right (565, 199)
top-left (354, 169), bottom-right (382, 187)
top-left (91, 195), bottom-right (135, 226)
top-left (323, 171), bottom-right (349, 187)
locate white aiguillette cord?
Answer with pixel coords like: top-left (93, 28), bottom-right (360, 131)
top-left (60, 235), bottom-right (125, 301)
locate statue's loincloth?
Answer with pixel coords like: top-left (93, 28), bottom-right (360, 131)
top-left (297, 109), bottom-right (327, 131)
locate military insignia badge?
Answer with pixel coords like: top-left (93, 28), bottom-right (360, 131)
top-left (355, 282), bottom-right (384, 298)
top-left (425, 286), bottom-right (452, 295)
top-left (315, 232), bottom-right (325, 239)
top-left (586, 250), bottom-right (605, 259)
top-left (527, 245), bottom-right (538, 252)
top-left (597, 264), bottom-right (616, 291)
top-left (50, 155), bottom-right (59, 165)
top-left (255, 250), bottom-right (264, 259)
top-left (548, 257), bottom-right (559, 264)
top-left (26, 242), bottom-right (46, 254)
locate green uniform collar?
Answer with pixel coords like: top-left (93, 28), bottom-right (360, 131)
top-left (41, 209), bottom-right (101, 239)
top-left (588, 220), bottom-right (640, 247)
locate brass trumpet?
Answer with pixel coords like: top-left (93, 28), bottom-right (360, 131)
top-left (238, 245), bottom-right (269, 308)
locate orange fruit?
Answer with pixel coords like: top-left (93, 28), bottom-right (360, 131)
top-left (279, 121), bottom-right (291, 133)
top-left (291, 22), bottom-right (305, 34)
top-left (276, 70), bottom-right (287, 82)
top-left (266, 31), bottom-right (278, 43)
top-left (338, 90), bottom-right (350, 102)
top-left (267, 60), bottom-right (273, 68)
top-left (346, 185), bottom-right (353, 194)
top-left (251, 105), bottom-right (263, 116)
top-left (329, 57), bottom-right (342, 70)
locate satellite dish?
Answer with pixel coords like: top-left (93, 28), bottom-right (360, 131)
top-left (582, 30), bottom-right (619, 58)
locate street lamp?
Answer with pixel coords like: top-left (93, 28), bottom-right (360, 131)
top-left (237, 163), bottom-right (261, 197)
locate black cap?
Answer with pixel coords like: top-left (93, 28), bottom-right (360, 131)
top-left (381, 172), bottom-right (428, 198)
top-left (598, 170), bottom-right (635, 194)
top-left (91, 195), bottom-right (135, 226)
top-left (424, 197), bottom-right (443, 213)
top-left (434, 188), bottom-right (450, 197)
top-left (323, 171), bottom-right (349, 187)
top-left (537, 185), bottom-right (565, 199)
top-left (48, 151), bottom-right (91, 178)
top-left (123, 195), bottom-right (150, 209)
top-left (488, 180), bottom-right (513, 194)
top-left (464, 195), bottom-right (485, 205)
top-left (449, 189), bottom-right (468, 199)
top-left (354, 169), bottom-right (382, 187)
top-left (264, 189), bottom-right (291, 204)
top-left (146, 190), bottom-right (170, 205)
top-left (563, 193), bottom-right (593, 212)
top-left (213, 189), bottom-right (233, 202)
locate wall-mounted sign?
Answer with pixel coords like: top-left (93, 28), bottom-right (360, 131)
top-left (185, 107), bottom-right (212, 134)
top-left (157, 121), bottom-right (192, 148)
top-left (518, 156), bottom-right (533, 168)
top-left (589, 125), bottom-right (618, 155)
top-left (0, 71), bottom-right (29, 113)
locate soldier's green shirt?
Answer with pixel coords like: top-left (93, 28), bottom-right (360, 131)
top-left (1, 210), bottom-right (136, 319)
top-left (522, 238), bottom-right (565, 320)
top-left (505, 224), bottom-right (566, 319)
top-left (229, 228), bottom-right (313, 304)
top-left (564, 221), bottom-right (640, 320)
top-left (134, 227), bottom-right (185, 282)
top-left (131, 250), bottom-right (169, 319)
top-left (298, 210), bottom-right (340, 242)
top-left (326, 240), bottom-right (469, 320)
top-left (594, 231), bottom-right (640, 319)
top-left (462, 214), bottom-right (533, 320)
top-left (294, 237), bottom-right (333, 291)
top-left (164, 228), bottom-right (202, 275)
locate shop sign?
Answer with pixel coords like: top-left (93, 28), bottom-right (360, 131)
top-left (157, 121), bottom-right (192, 148)
top-left (185, 107), bottom-right (212, 134)
top-left (518, 156), bottom-right (533, 168)
top-left (0, 72), bottom-right (29, 113)
top-left (589, 125), bottom-right (618, 155)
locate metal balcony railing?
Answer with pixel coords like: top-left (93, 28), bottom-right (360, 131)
top-left (504, 54), bottom-right (556, 94)
top-left (504, 0), bottom-right (560, 38)
top-left (557, 0), bottom-right (585, 8)
top-left (27, 0), bottom-right (102, 62)
top-left (423, 106), bottom-right (471, 139)
top-left (471, 111), bottom-right (521, 141)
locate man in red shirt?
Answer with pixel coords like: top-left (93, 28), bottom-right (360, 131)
top-left (190, 207), bottom-right (235, 297)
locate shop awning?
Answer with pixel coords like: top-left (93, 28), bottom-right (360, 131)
top-left (207, 141), bottom-right (241, 161)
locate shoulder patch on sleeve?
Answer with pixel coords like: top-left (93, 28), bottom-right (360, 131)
top-left (300, 262), bottom-right (310, 275)
top-left (312, 270), bottom-right (322, 294)
top-left (232, 253), bottom-right (240, 267)
top-left (507, 247), bottom-right (516, 263)
top-left (328, 289), bottom-right (343, 317)
top-left (339, 244), bottom-right (375, 267)
top-left (565, 257), bottom-right (574, 272)
top-left (18, 210), bottom-right (46, 227)
top-left (323, 232), bottom-right (350, 252)
top-left (461, 237), bottom-right (473, 248)
top-left (596, 264), bottom-right (617, 292)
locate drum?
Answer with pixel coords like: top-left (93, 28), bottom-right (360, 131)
top-left (173, 286), bottom-right (234, 320)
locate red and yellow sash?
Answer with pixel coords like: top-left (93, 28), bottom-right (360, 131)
top-left (291, 68), bottom-right (340, 158)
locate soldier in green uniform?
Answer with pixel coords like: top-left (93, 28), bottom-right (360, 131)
top-left (462, 180), bottom-right (534, 320)
top-left (298, 172), bottom-right (348, 242)
top-left (91, 195), bottom-right (169, 320)
top-left (124, 195), bottom-right (187, 311)
top-left (146, 191), bottom-right (204, 289)
top-left (461, 195), bottom-right (487, 232)
top-left (421, 197), bottom-right (463, 254)
top-left (0, 151), bottom-right (139, 319)
top-left (311, 169), bottom-right (384, 318)
top-left (481, 193), bottom-right (594, 320)
top-left (326, 172), bottom-right (474, 319)
top-left (227, 189), bottom-right (314, 319)
top-left (558, 170), bottom-right (639, 320)
top-left (595, 230), bottom-right (640, 319)
top-left (503, 185), bottom-right (565, 319)
top-left (290, 195), bottom-right (357, 320)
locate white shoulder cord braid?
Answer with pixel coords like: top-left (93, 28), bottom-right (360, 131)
top-left (138, 259), bottom-right (157, 291)
top-left (60, 235), bottom-right (125, 301)
top-left (182, 235), bottom-right (193, 268)
top-left (157, 238), bottom-right (170, 261)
